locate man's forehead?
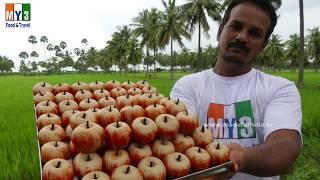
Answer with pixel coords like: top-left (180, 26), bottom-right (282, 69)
top-left (228, 2), bottom-right (271, 31)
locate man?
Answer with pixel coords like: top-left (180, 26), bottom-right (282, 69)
top-left (170, 0), bottom-right (302, 179)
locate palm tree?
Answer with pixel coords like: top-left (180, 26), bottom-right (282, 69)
top-left (46, 43), bottom-right (54, 58)
top-left (19, 51), bottom-right (29, 60)
top-left (60, 41), bottom-right (67, 51)
top-left (159, 0), bottom-right (191, 79)
top-left (181, 0), bottom-right (221, 71)
top-left (126, 38), bottom-right (143, 76)
top-left (286, 34), bottom-right (300, 71)
top-left (40, 36), bottom-right (48, 61)
top-left (81, 38), bottom-right (88, 46)
top-left (307, 26), bottom-right (320, 72)
top-left (132, 8), bottom-right (162, 77)
top-left (297, 0), bottom-right (304, 88)
top-left (265, 34), bottom-right (285, 71)
top-left (107, 25), bottom-right (132, 75)
top-left (28, 35), bottom-right (37, 60)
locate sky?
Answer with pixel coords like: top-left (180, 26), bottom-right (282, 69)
top-left (0, 0), bottom-right (319, 71)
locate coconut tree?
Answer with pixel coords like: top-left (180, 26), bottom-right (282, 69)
top-left (126, 38), bottom-right (143, 76)
top-left (297, 0), bottom-right (304, 88)
top-left (28, 35), bottom-right (37, 61)
top-left (307, 26), bottom-right (320, 72)
top-left (286, 34), bottom-right (300, 71)
top-left (60, 41), bottom-right (67, 51)
top-left (46, 43), bottom-right (54, 58)
top-left (265, 34), bottom-right (285, 71)
top-left (180, 0), bottom-right (221, 71)
top-left (40, 36), bottom-right (48, 61)
top-left (132, 9), bottom-right (158, 77)
top-left (158, 0), bottom-right (191, 79)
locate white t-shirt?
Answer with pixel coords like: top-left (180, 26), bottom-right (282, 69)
top-left (170, 68), bottom-right (302, 180)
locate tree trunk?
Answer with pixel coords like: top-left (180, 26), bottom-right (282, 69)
top-left (170, 37), bottom-right (173, 80)
top-left (153, 46), bottom-right (157, 77)
top-left (198, 19), bottom-right (202, 72)
top-left (297, 0), bottom-right (304, 88)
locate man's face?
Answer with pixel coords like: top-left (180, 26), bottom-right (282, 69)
top-left (217, 2), bottom-right (271, 68)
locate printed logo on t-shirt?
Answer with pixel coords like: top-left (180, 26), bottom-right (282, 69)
top-left (207, 100), bottom-right (256, 139)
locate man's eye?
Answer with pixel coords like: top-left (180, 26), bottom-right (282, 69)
top-left (250, 30), bottom-right (262, 38)
top-left (229, 24), bottom-right (241, 30)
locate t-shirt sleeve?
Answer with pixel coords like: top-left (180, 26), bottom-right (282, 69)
top-left (263, 81), bottom-right (302, 142)
top-left (170, 76), bottom-right (198, 115)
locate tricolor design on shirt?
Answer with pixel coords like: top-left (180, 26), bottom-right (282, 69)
top-left (207, 100), bottom-right (256, 139)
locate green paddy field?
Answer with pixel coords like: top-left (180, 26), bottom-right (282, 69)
top-left (0, 71), bottom-right (319, 179)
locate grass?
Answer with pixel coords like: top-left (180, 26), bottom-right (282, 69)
top-left (0, 70), bottom-right (319, 179)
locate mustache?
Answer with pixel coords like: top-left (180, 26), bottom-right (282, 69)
top-left (228, 41), bottom-right (250, 54)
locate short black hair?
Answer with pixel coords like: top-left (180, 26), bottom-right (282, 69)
top-left (218, 0), bottom-right (279, 41)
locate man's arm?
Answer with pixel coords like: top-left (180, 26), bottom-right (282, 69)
top-left (228, 129), bottom-right (301, 176)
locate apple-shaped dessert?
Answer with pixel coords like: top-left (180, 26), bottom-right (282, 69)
top-left (205, 142), bottom-right (230, 166)
top-left (70, 111), bottom-right (97, 129)
top-left (165, 98), bottom-right (187, 116)
top-left (172, 133), bottom-right (195, 153)
top-left (139, 93), bottom-right (159, 108)
top-left (75, 89), bottom-right (93, 103)
top-left (58, 99), bottom-right (78, 114)
top-left (159, 97), bottom-right (171, 107)
top-left (142, 86), bottom-right (157, 94)
top-left (98, 96), bottom-right (116, 108)
top-left (163, 152), bottom-right (191, 179)
top-left (89, 80), bottom-right (105, 92)
top-left (128, 142), bottom-right (152, 166)
top-left (41, 141), bottom-right (70, 163)
top-left (136, 80), bottom-right (149, 89)
top-left (104, 80), bottom-right (121, 91)
top-left (38, 124), bottom-right (65, 145)
top-left (155, 114), bottom-right (180, 140)
top-left (122, 80), bottom-right (136, 90)
top-left (82, 171), bottom-right (110, 180)
top-left (103, 149), bottom-right (130, 174)
top-left (97, 105), bottom-right (121, 128)
top-left (120, 104), bottom-right (145, 125)
top-left (35, 100), bottom-right (59, 117)
top-left (86, 107), bottom-right (101, 120)
top-left (65, 124), bottom-right (73, 141)
top-left (37, 113), bottom-right (61, 130)
top-left (127, 87), bottom-right (143, 96)
top-left (176, 110), bottom-right (199, 135)
top-left (137, 156), bottom-right (166, 180)
top-left (53, 82), bottom-right (70, 95)
top-left (105, 121), bottom-right (131, 150)
top-left (71, 121), bottom-right (104, 153)
top-left (152, 139), bottom-right (175, 160)
top-left (79, 98), bottom-right (99, 111)
top-left (71, 81), bottom-right (91, 94)
top-left (93, 88), bottom-right (110, 100)
top-left (131, 117), bottom-right (158, 144)
top-left (33, 91), bottom-right (55, 105)
top-left (55, 91), bottom-right (74, 104)
top-left (33, 82), bottom-right (53, 95)
top-left (185, 146), bottom-right (211, 172)
top-left (61, 109), bottom-right (80, 127)
top-left (110, 87), bottom-right (127, 99)
top-left (69, 141), bottom-right (80, 157)
top-left (192, 126), bottom-right (213, 148)
top-left (73, 152), bottom-right (103, 177)
top-left (111, 165), bottom-right (143, 180)
top-left (116, 94), bottom-right (139, 110)
top-left (145, 103), bottom-right (167, 120)
top-left (42, 159), bottom-right (73, 180)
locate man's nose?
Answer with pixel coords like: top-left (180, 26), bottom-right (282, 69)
top-left (235, 30), bottom-right (248, 43)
